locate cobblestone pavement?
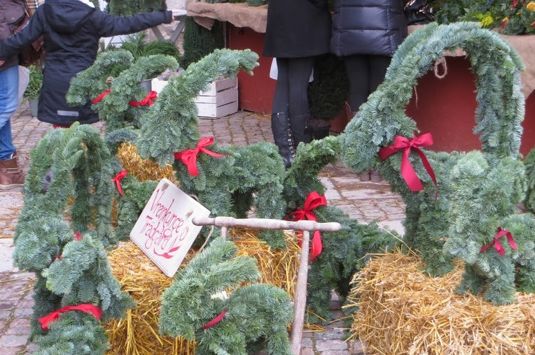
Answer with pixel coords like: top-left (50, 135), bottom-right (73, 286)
top-left (0, 106), bottom-right (405, 354)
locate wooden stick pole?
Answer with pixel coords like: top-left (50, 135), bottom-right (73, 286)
top-left (291, 230), bottom-right (310, 355)
top-left (193, 216), bottom-right (341, 232)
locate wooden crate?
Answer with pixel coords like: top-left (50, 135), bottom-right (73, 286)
top-left (151, 76), bottom-right (239, 119)
top-left (195, 77), bottom-right (239, 119)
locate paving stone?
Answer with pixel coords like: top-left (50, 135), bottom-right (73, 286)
top-left (0, 347), bottom-right (25, 355)
top-left (301, 337), bottom-right (313, 348)
top-left (0, 334), bottom-right (28, 347)
top-left (5, 320), bottom-right (31, 336)
top-left (300, 348), bottom-right (315, 355)
top-left (315, 339), bottom-right (348, 352)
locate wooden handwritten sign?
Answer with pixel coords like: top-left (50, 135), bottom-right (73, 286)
top-left (130, 178), bottom-right (211, 277)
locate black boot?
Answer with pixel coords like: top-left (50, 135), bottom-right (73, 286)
top-left (271, 112), bottom-right (295, 168)
top-left (290, 114), bottom-right (312, 149)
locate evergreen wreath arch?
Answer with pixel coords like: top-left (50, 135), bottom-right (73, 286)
top-left (67, 50), bottom-right (135, 109)
top-left (96, 54), bottom-right (179, 131)
top-left (341, 22), bottom-right (534, 304)
top-left (14, 124), bottom-right (133, 352)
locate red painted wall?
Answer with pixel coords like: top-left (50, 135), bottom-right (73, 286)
top-left (406, 57), bottom-right (535, 156)
top-left (227, 25), bottom-right (275, 114)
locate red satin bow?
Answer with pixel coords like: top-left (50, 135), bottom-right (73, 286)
top-left (91, 89), bottom-right (111, 104)
top-left (174, 137), bottom-right (224, 177)
top-left (480, 227), bottom-right (518, 256)
top-left (38, 304), bottom-right (102, 331)
top-left (379, 133), bottom-right (437, 192)
top-left (290, 191), bottom-right (327, 261)
top-left (129, 90), bottom-right (158, 107)
top-left (112, 170), bottom-right (128, 196)
top-left (202, 309), bottom-right (227, 330)
top-left (73, 231), bottom-right (82, 241)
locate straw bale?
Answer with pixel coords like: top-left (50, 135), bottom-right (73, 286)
top-left (346, 251), bottom-right (535, 355)
top-left (116, 142), bottom-right (175, 182)
top-left (232, 229), bottom-right (300, 298)
top-left (105, 241), bottom-right (196, 355)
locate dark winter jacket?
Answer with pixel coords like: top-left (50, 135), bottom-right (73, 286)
top-left (0, 0), bottom-right (26, 71)
top-left (331, 0), bottom-right (407, 57)
top-left (264, 0), bottom-right (331, 58)
top-left (0, 0), bottom-right (172, 125)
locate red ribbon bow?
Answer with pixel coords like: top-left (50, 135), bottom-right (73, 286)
top-left (91, 89), bottom-right (111, 104)
top-left (378, 133), bottom-right (437, 192)
top-left (480, 227), bottom-right (518, 256)
top-left (290, 191), bottom-right (327, 261)
top-left (202, 309), bottom-right (228, 330)
top-left (129, 90), bottom-right (158, 107)
top-left (38, 304), bottom-right (102, 331)
top-left (112, 170), bottom-right (128, 196)
top-left (174, 137), bottom-right (224, 177)
top-left (73, 231), bottom-right (83, 241)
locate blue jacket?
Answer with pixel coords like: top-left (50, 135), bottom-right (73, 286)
top-left (331, 0), bottom-right (407, 57)
top-left (0, 0), bottom-right (171, 125)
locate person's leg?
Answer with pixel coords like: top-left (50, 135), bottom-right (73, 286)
top-left (368, 55), bottom-right (391, 93)
top-left (367, 55), bottom-right (391, 182)
top-left (272, 58), bottom-right (289, 114)
top-left (0, 66), bottom-right (19, 160)
top-left (287, 57), bottom-right (315, 146)
top-left (343, 55), bottom-right (373, 180)
top-left (271, 58), bottom-right (294, 168)
top-left (0, 66), bottom-right (24, 187)
top-left (344, 54), bottom-right (369, 113)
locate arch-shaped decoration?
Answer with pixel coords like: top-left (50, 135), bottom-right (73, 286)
top-left (340, 23), bottom-right (534, 304)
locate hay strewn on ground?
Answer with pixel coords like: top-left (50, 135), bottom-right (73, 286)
top-left (116, 142), bottom-right (175, 181)
top-left (346, 251), bottom-right (535, 355)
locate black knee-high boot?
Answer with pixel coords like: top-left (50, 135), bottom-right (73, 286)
top-left (271, 112), bottom-right (294, 168)
top-left (290, 114), bottom-right (311, 149)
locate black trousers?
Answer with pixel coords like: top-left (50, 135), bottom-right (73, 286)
top-left (272, 57), bottom-right (315, 117)
top-left (344, 54), bottom-right (391, 112)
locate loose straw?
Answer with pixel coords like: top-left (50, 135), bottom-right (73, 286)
top-left (346, 251), bottom-right (535, 355)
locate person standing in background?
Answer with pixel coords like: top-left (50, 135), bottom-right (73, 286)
top-left (264, 0), bottom-right (331, 168)
top-left (331, 0), bottom-right (407, 180)
top-left (0, 0), bottom-right (173, 130)
top-left (0, 0), bottom-right (38, 188)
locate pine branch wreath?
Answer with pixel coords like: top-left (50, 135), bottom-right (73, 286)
top-left (340, 22), bottom-right (535, 304)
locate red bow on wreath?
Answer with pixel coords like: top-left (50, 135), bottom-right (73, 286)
top-left (480, 227), bottom-right (518, 256)
top-left (129, 90), bottom-right (158, 107)
top-left (202, 309), bottom-right (228, 330)
top-left (112, 170), bottom-right (128, 196)
top-left (379, 133), bottom-right (437, 192)
top-left (290, 191), bottom-right (327, 261)
top-left (39, 304), bottom-right (102, 331)
top-left (91, 89), bottom-right (111, 104)
top-left (174, 137), bottom-right (224, 177)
